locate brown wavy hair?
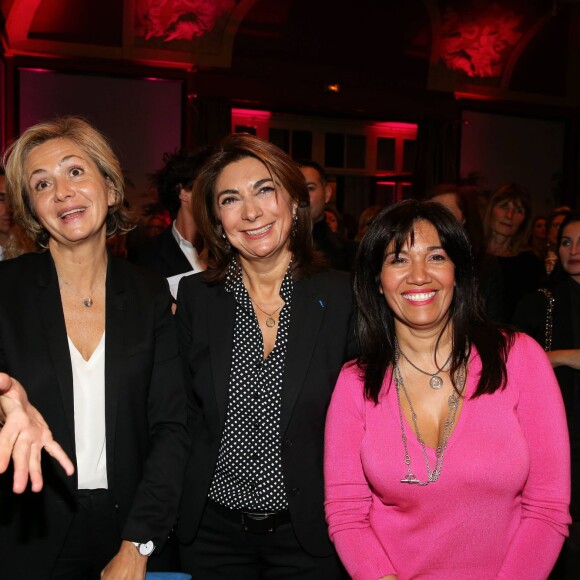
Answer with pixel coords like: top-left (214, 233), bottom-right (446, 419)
top-left (193, 133), bottom-right (325, 283)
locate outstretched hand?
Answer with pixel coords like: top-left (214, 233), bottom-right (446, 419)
top-left (0, 372), bottom-right (74, 493)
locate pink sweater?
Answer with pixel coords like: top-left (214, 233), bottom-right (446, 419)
top-left (324, 333), bottom-right (570, 580)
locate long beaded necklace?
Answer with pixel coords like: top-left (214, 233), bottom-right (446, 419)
top-left (395, 337), bottom-right (452, 390)
top-left (393, 348), bottom-right (465, 485)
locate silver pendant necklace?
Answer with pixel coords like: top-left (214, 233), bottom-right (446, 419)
top-left (58, 274), bottom-right (102, 308)
top-left (250, 299), bottom-right (283, 327)
top-left (393, 349), bottom-right (465, 485)
top-left (395, 338), bottom-right (452, 389)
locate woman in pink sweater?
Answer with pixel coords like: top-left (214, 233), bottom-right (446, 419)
top-left (324, 199), bottom-right (571, 580)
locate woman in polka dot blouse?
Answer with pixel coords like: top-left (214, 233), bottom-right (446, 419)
top-left (175, 133), bottom-right (357, 578)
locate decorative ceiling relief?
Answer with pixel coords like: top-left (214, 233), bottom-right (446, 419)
top-left (128, 0), bottom-right (256, 67)
top-left (439, 3), bottom-right (523, 78)
top-left (426, 0), bottom-right (559, 98)
top-left (135, 0), bottom-right (237, 43)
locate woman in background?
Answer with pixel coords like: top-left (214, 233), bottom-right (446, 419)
top-left (545, 207), bottom-right (572, 275)
top-left (529, 214), bottom-right (548, 262)
top-left (325, 199), bottom-right (570, 579)
top-left (483, 183), bottom-right (545, 318)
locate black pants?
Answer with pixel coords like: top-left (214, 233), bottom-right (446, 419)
top-left (51, 489), bottom-right (121, 580)
top-left (179, 500), bottom-right (344, 579)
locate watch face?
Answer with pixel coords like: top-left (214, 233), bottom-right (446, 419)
top-left (138, 540), bottom-right (155, 556)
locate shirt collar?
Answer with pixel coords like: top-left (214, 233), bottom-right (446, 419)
top-left (224, 258), bottom-right (294, 303)
top-left (172, 220), bottom-right (193, 248)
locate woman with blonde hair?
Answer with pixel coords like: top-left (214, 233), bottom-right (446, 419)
top-left (0, 116), bottom-right (189, 579)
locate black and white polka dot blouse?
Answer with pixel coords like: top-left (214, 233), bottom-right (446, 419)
top-left (208, 262), bottom-right (293, 511)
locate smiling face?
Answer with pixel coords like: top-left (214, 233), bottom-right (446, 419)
top-left (380, 220), bottom-right (455, 335)
top-left (559, 220), bottom-right (580, 282)
top-left (25, 138), bottom-right (114, 250)
top-left (214, 156), bottom-right (296, 266)
top-left (490, 198), bottom-right (525, 239)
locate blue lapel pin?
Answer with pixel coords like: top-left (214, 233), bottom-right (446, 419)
top-left (318, 299), bottom-right (325, 308)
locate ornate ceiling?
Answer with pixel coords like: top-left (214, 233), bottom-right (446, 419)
top-left (1, 0), bottom-right (579, 109)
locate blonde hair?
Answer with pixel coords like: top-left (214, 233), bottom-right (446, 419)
top-left (3, 116), bottom-right (133, 248)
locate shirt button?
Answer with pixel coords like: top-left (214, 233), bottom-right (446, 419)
top-left (290, 487), bottom-right (300, 496)
top-left (283, 438), bottom-right (293, 448)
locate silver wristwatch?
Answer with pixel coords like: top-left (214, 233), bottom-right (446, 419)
top-left (131, 540), bottom-right (155, 556)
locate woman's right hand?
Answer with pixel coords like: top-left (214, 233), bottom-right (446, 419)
top-left (0, 373), bottom-right (74, 493)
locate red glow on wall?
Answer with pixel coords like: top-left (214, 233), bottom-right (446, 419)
top-left (371, 122), bottom-right (417, 135)
top-left (232, 108), bottom-right (272, 120)
top-left (20, 68), bottom-right (55, 74)
top-left (454, 91), bottom-right (496, 101)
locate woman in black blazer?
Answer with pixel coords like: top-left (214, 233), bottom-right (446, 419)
top-left (0, 117), bottom-right (189, 579)
top-left (176, 133), bottom-right (356, 578)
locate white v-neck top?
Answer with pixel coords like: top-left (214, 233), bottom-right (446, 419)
top-left (68, 332), bottom-right (107, 490)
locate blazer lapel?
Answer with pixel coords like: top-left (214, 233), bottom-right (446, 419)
top-left (280, 278), bottom-right (328, 435)
top-left (37, 253), bottom-right (76, 453)
top-left (104, 257), bottom-right (126, 486)
top-left (209, 285), bottom-right (236, 426)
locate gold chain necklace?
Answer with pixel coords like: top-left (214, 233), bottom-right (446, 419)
top-left (250, 299), bottom-right (284, 328)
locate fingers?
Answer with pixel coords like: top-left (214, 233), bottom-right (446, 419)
top-left (30, 407), bottom-right (74, 478)
top-left (0, 394), bottom-right (75, 493)
top-left (10, 432), bottom-right (33, 494)
top-left (0, 422), bottom-right (19, 474)
top-left (43, 440), bottom-right (75, 477)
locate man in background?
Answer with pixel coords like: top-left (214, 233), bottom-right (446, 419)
top-left (297, 160), bottom-right (356, 271)
top-left (131, 146), bottom-right (213, 298)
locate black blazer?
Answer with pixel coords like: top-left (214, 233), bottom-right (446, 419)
top-left (175, 268), bottom-right (356, 556)
top-left (131, 227), bottom-right (193, 279)
top-left (0, 252), bottom-right (190, 578)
